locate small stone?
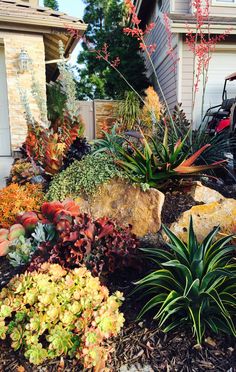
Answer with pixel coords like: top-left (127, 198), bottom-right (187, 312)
top-left (228, 347), bottom-right (234, 355)
top-left (205, 337), bottom-right (216, 348)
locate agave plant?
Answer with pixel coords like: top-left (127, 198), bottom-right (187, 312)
top-left (115, 126), bottom-right (226, 187)
top-left (135, 218), bottom-right (236, 345)
top-left (92, 124), bottom-right (125, 155)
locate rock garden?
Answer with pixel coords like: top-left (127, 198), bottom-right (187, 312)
top-left (1, 35), bottom-right (236, 372)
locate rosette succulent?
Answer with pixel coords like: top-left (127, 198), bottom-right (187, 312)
top-left (0, 263), bottom-right (124, 368)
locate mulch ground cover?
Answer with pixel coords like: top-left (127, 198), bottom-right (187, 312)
top-left (0, 181), bottom-right (236, 371)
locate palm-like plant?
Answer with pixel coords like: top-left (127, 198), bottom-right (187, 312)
top-left (115, 126), bottom-right (226, 187)
top-left (135, 218), bottom-right (236, 345)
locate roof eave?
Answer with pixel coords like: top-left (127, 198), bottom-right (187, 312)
top-left (0, 16), bottom-right (87, 32)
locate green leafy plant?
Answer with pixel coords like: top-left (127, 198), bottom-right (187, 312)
top-left (117, 91), bottom-right (141, 130)
top-left (46, 153), bottom-right (125, 201)
top-left (135, 218), bottom-right (236, 345)
top-left (46, 82), bottom-right (66, 123)
top-left (0, 263), bottom-right (124, 368)
top-left (115, 127), bottom-right (226, 188)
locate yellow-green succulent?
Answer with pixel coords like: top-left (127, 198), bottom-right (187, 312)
top-left (0, 263), bottom-right (124, 369)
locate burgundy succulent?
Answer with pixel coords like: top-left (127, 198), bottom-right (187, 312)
top-left (27, 201), bottom-right (139, 277)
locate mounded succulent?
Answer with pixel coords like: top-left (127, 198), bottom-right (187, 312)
top-left (8, 235), bottom-right (35, 267)
top-left (0, 224), bottom-right (25, 257)
top-left (0, 263), bottom-right (124, 369)
top-left (8, 159), bottom-right (41, 186)
top-left (62, 137), bottom-right (91, 169)
top-left (26, 200), bottom-right (139, 277)
top-left (46, 153), bottom-right (125, 201)
top-left (17, 211), bottom-right (40, 234)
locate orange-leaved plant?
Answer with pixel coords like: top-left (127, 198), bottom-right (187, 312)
top-left (0, 183), bottom-right (43, 229)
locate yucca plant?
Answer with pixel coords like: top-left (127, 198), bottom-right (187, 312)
top-left (115, 126), bottom-right (226, 187)
top-left (135, 218), bottom-right (236, 345)
top-left (117, 91), bottom-right (141, 131)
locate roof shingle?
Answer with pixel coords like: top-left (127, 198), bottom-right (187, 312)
top-left (0, 0), bottom-right (86, 30)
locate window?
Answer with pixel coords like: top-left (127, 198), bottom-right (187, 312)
top-left (213, 0), bottom-right (236, 4)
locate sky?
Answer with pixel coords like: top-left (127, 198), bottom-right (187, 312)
top-left (39, 0), bottom-right (86, 64)
top-left (39, 0), bottom-right (85, 19)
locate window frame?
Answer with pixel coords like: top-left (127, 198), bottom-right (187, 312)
top-left (212, 0), bottom-right (236, 6)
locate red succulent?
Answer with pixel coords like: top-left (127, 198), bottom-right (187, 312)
top-left (27, 202), bottom-right (140, 277)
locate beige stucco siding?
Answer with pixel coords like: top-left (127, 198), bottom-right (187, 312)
top-left (0, 31), bottom-right (46, 151)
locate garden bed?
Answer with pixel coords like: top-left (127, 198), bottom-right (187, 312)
top-left (0, 188), bottom-right (235, 372)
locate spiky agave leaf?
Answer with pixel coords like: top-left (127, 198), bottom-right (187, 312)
top-left (135, 217), bottom-right (236, 344)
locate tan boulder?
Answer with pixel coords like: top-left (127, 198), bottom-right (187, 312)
top-left (187, 181), bottom-right (225, 203)
top-left (76, 178), bottom-right (165, 237)
top-left (170, 198), bottom-right (236, 243)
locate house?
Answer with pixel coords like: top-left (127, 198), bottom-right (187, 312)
top-left (135, 0), bottom-right (236, 126)
top-left (0, 0), bottom-right (86, 156)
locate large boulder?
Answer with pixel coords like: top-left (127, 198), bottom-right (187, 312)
top-left (181, 181), bottom-right (225, 203)
top-left (76, 179), bottom-right (165, 237)
top-left (189, 182), bottom-right (225, 203)
top-left (170, 198), bottom-right (236, 243)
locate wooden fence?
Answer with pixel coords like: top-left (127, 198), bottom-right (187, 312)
top-left (78, 100), bottom-right (118, 140)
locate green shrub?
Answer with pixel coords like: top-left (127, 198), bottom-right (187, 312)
top-left (0, 263), bottom-right (124, 368)
top-left (135, 218), bottom-right (236, 345)
top-left (46, 153), bottom-right (125, 201)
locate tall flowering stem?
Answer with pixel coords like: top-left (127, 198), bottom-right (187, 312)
top-left (186, 0), bottom-right (231, 126)
top-left (163, 13), bottom-right (180, 77)
top-left (92, 43), bottom-right (146, 105)
top-left (123, 0), bottom-right (176, 134)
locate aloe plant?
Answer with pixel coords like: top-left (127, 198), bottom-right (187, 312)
top-left (115, 127), bottom-right (226, 187)
top-left (135, 218), bottom-right (236, 345)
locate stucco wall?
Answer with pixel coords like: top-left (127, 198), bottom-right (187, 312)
top-left (0, 31), bottom-right (46, 151)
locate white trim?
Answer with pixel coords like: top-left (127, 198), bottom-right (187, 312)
top-left (0, 45), bottom-right (11, 156)
top-left (170, 0), bottom-right (175, 12)
top-left (212, 0), bottom-right (236, 6)
top-left (177, 34), bottom-right (183, 103)
top-left (171, 23), bottom-right (236, 34)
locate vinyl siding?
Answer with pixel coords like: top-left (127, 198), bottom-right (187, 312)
top-left (142, 0), bottom-right (178, 110)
